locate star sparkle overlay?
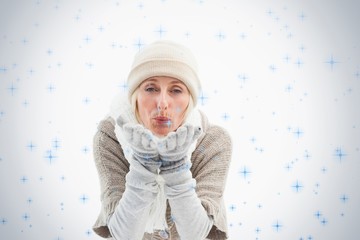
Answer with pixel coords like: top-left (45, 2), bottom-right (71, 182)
top-left (0, 0), bottom-right (359, 239)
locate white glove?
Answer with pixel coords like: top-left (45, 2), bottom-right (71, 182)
top-left (118, 116), bottom-right (161, 173)
top-left (108, 159), bottom-right (159, 240)
top-left (108, 117), bottom-right (162, 240)
top-left (157, 124), bottom-right (213, 240)
top-left (158, 124), bottom-right (202, 175)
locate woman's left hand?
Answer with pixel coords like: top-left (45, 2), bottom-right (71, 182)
top-left (158, 124), bottom-right (202, 173)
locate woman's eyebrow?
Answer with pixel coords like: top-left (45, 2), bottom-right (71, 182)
top-left (141, 79), bottom-right (158, 86)
top-left (142, 78), bottom-right (185, 87)
top-left (144, 78), bottom-right (157, 83)
top-left (169, 80), bottom-right (186, 86)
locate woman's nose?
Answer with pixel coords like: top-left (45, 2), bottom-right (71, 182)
top-left (157, 92), bottom-right (169, 111)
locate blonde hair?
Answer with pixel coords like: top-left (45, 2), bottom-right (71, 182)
top-left (130, 87), bottom-right (194, 127)
top-left (131, 88), bottom-right (142, 124)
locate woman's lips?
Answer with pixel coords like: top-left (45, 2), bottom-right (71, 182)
top-left (154, 116), bottom-right (171, 125)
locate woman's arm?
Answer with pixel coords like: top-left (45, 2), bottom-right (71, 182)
top-left (157, 124), bottom-right (217, 240)
top-left (163, 124), bottom-right (232, 240)
top-left (92, 118), bottom-right (128, 238)
top-left (191, 125), bottom-right (233, 239)
top-left (108, 159), bottom-right (159, 240)
top-left (92, 118), bottom-right (159, 240)
top-left (162, 166), bottom-right (214, 240)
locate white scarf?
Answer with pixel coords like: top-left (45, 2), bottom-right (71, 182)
top-left (107, 93), bottom-right (202, 234)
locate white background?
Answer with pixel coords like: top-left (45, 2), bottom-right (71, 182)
top-left (1, 0), bottom-right (360, 239)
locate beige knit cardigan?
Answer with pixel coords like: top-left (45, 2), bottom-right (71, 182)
top-left (92, 112), bottom-right (232, 239)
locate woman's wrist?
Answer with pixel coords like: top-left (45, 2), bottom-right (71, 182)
top-left (161, 162), bottom-right (195, 196)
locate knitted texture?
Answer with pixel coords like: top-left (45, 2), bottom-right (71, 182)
top-left (92, 112), bottom-right (232, 239)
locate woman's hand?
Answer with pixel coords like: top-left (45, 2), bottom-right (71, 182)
top-left (158, 124), bottom-right (202, 174)
top-left (118, 116), bottom-right (161, 173)
top-left (157, 124), bottom-right (213, 240)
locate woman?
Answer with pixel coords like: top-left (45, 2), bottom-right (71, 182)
top-left (92, 40), bottom-right (232, 239)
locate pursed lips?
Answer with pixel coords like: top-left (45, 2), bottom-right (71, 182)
top-left (153, 116), bottom-right (171, 125)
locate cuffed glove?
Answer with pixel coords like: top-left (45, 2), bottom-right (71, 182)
top-left (108, 159), bottom-right (159, 240)
top-left (117, 116), bottom-right (161, 173)
top-left (108, 117), bottom-right (162, 240)
top-left (158, 124), bottom-right (213, 240)
top-left (158, 124), bottom-right (202, 174)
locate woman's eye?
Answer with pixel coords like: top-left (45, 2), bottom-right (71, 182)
top-left (145, 87), bottom-right (157, 92)
top-left (171, 89), bottom-right (182, 94)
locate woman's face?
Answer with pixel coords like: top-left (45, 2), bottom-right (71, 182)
top-left (136, 76), bottom-right (190, 137)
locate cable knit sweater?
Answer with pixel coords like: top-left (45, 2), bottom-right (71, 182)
top-left (92, 111), bottom-right (232, 239)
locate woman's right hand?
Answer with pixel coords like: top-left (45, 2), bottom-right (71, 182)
top-left (118, 116), bottom-right (161, 173)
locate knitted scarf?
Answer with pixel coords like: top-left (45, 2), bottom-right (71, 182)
top-left (107, 93), bottom-right (202, 234)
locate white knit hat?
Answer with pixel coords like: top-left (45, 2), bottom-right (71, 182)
top-left (127, 40), bottom-right (201, 106)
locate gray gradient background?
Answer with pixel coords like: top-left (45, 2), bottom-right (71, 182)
top-left (1, 0), bottom-right (360, 239)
